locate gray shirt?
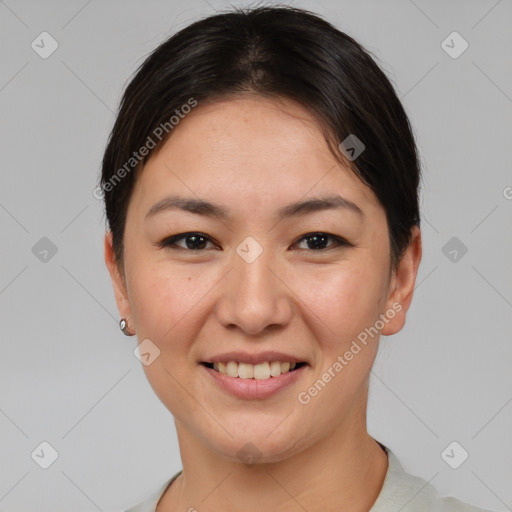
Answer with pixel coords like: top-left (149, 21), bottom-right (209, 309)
top-left (123, 444), bottom-right (495, 512)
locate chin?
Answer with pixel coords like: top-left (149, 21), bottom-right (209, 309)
top-left (204, 425), bottom-right (309, 466)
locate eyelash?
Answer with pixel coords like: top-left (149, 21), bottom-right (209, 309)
top-left (157, 232), bottom-right (351, 252)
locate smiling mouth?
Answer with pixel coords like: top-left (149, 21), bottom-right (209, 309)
top-left (200, 361), bottom-right (308, 379)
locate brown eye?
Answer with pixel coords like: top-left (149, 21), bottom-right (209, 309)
top-left (159, 232), bottom-right (216, 251)
top-left (294, 232), bottom-right (350, 251)
top-left (156, 231), bottom-right (350, 252)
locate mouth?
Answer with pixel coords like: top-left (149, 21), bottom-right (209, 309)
top-left (200, 361), bottom-right (308, 380)
top-left (200, 359), bottom-right (309, 400)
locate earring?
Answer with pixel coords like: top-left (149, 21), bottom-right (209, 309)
top-left (119, 318), bottom-right (134, 336)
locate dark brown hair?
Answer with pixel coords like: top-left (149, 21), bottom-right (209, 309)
top-left (99, 4), bottom-right (421, 272)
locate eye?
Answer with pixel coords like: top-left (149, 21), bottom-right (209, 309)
top-left (293, 232), bottom-right (350, 251)
top-left (157, 231), bottom-right (351, 252)
top-left (158, 232), bottom-right (218, 251)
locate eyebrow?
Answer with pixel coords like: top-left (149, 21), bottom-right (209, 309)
top-left (145, 194), bottom-right (364, 221)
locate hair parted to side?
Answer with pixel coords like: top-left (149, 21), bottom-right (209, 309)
top-left (100, 4), bottom-right (421, 273)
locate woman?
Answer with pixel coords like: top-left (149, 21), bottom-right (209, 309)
top-left (100, 5), bottom-right (494, 512)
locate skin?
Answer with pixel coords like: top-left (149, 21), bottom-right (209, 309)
top-left (105, 95), bottom-right (422, 512)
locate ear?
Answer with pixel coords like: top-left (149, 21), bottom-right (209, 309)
top-left (381, 225), bottom-right (422, 336)
top-left (104, 231), bottom-right (132, 322)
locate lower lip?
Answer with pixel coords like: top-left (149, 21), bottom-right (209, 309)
top-left (200, 364), bottom-right (307, 400)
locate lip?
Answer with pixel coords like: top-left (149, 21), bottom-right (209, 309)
top-left (200, 362), bottom-right (308, 400)
top-left (200, 350), bottom-right (307, 365)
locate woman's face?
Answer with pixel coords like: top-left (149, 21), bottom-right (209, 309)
top-left (106, 96), bottom-right (420, 462)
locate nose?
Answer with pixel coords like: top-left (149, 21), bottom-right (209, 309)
top-left (214, 247), bottom-right (293, 336)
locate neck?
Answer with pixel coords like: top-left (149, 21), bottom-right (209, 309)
top-left (157, 414), bottom-right (388, 511)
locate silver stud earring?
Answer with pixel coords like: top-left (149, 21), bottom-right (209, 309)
top-left (119, 318), bottom-right (134, 336)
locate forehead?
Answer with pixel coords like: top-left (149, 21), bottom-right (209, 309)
top-left (130, 96), bottom-right (380, 218)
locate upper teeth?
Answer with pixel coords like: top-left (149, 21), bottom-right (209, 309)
top-left (212, 361), bottom-right (298, 379)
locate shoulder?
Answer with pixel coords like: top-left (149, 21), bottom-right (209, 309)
top-left (121, 470), bottom-right (182, 512)
top-left (371, 444), bottom-right (496, 512)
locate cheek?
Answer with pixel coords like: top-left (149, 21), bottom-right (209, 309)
top-left (127, 261), bottom-right (206, 349)
top-left (294, 263), bottom-right (385, 418)
top-left (127, 262), bottom-right (209, 416)
top-left (297, 260), bottom-right (387, 345)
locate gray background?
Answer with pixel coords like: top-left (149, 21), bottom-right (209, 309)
top-left (0, 0), bottom-right (511, 510)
